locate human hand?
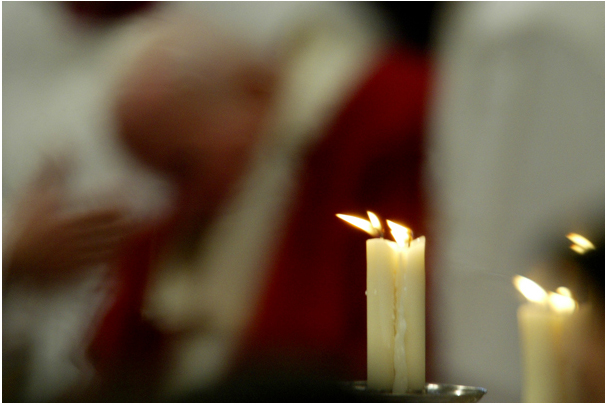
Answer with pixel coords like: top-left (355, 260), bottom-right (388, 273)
top-left (6, 159), bottom-right (138, 287)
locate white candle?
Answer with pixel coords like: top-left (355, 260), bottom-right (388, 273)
top-left (389, 219), bottom-right (425, 394)
top-left (338, 213), bottom-right (426, 393)
top-left (559, 303), bottom-right (594, 402)
top-left (401, 236), bottom-right (426, 392)
top-left (366, 237), bottom-right (398, 391)
top-left (393, 243), bottom-right (409, 394)
top-left (517, 302), bottom-right (565, 402)
top-left (513, 276), bottom-right (576, 403)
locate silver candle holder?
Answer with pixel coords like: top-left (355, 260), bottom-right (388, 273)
top-left (347, 381), bottom-right (487, 402)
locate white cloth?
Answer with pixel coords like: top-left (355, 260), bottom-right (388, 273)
top-left (428, 2), bottom-right (604, 402)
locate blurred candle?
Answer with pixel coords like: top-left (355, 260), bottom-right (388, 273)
top-left (559, 302), bottom-right (595, 402)
top-left (513, 275), bottom-right (576, 402)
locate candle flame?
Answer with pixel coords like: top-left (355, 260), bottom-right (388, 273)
top-left (336, 213), bottom-right (379, 237)
top-left (569, 244), bottom-right (586, 254)
top-left (555, 286), bottom-right (573, 298)
top-left (548, 291), bottom-right (577, 314)
top-left (367, 211), bottom-right (382, 233)
top-left (567, 233), bottom-right (595, 254)
top-left (337, 211), bottom-right (417, 243)
top-left (513, 275), bottom-right (548, 304)
top-left (387, 220), bottom-right (412, 248)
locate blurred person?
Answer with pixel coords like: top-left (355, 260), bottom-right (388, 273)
top-left (82, 2), bottom-right (431, 402)
top-left (3, 158), bottom-right (134, 288)
top-left (4, 2), bottom-right (432, 401)
top-left (427, 1), bottom-right (604, 402)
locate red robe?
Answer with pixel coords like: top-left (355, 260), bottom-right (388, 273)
top-left (88, 45), bottom-right (430, 398)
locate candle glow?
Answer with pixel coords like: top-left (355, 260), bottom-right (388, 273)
top-left (566, 233), bottom-right (595, 254)
top-left (336, 213), bottom-right (379, 237)
top-left (514, 275), bottom-right (580, 402)
top-left (548, 292), bottom-right (577, 314)
top-left (367, 211), bottom-right (383, 235)
top-left (513, 275), bottom-right (548, 304)
top-left (555, 286), bottom-right (573, 298)
top-left (387, 220), bottom-right (412, 248)
top-left (513, 276), bottom-right (577, 313)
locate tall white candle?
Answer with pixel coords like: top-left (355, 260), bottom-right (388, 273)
top-left (393, 244), bottom-right (409, 394)
top-left (389, 218), bottom-right (425, 394)
top-left (366, 238), bottom-right (398, 391)
top-left (402, 236), bottom-right (426, 392)
top-left (338, 213), bottom-right (426, 393)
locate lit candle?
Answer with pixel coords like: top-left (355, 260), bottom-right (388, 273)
top-left (513, 275), bottom-right (576, 402)
top-left (388, 220), bottom-right (425, 394)
top-left (337, 212), bottom-right (425, 393)
top-left (366, 236), bottom-right (398, 390)
top-left (404, 236), bottom-right (426, 391)
top-left (338, 212), bottom-right (397, 390)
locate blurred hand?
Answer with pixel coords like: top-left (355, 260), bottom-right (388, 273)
top-left (6, 159), bottom-right (137, 287)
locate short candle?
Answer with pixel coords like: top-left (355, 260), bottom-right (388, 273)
top-left (513, 275), bottom-right (577, 402)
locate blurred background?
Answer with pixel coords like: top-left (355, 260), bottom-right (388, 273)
top-left (3, 2), bottom-right (604, 402)
top-left (427, 2), bottom-right (604, 402)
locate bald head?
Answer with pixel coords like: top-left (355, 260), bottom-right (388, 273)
top-left (115, 18), bottom-right (276, 215)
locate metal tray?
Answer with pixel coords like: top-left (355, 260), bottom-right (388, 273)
top-left (347, 381), bottom-right (487, 402)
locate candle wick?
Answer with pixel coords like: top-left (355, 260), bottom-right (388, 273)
top-left (372, 225), bottom-right (385, 239)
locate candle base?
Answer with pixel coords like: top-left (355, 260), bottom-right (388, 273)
top-left (347, 381), bottom-right (487, 402)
